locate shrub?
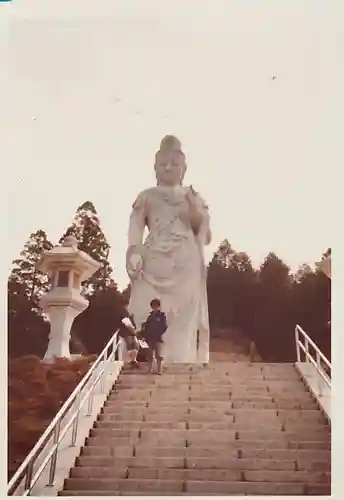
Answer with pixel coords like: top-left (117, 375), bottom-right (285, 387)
top-left (8, 355), bottom-right (96, 481)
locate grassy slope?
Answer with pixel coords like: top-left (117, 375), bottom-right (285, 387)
top-left (8, 355), bottom-right (96, 481)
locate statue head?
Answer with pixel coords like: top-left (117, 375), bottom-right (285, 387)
top-left (154, 135), bottom-right (187, 186)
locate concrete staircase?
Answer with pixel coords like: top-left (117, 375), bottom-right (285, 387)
top-left (59, 362), bottom-right (331, 496)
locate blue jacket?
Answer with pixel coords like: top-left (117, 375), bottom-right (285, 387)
top-left (142, 311), bottom-right (167, 342)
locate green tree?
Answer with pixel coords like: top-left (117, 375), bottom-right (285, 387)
top-left (207, 239), bottom-right (331, 363)
top-left (8, 230), bottom-right (53, 357)
top-left (122, 283), bottom-right (131, 303)
top-left (59, 201), bottom-right (113, 297)
top-left (60, 201), bottom-right (126, 354)
top-left (207, 242), bottom-right (257, 335)
top-left (72, 282), bottom-right (125, 354)
top-left (293, 263), bottom-right (314, 283)
top-left (207, 240), bottom-right (236, 327)
top-left (9, 230), bottom-right (53, 309)
top-left (291, 258), bottom-right (331, 360)
top-left (212, 239), bottom-right (236, 268)
top-left (253, 253), bottom-right (294, 361)
top-left (228, 251), bottom-right (257, 336)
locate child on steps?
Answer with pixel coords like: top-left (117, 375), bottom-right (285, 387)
top-left (141, 298), bottom-right (168, 375)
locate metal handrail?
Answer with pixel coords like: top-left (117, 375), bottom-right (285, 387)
top-left (8, 329), bottom-right (121, 496)
top-left (295, 324), bottom-right (331, 395)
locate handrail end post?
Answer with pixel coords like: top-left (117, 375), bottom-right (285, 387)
top-left (295, 326), bottom-right (301, 363)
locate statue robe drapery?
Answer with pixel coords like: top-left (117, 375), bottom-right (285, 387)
top-left (127, 185), bottom-right (210, 363)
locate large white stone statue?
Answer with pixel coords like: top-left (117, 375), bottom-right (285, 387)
top-left (126, 135), bottom-right (212, 363)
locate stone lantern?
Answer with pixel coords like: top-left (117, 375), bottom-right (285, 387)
top-left (37, 235), bottom-right (101, 362)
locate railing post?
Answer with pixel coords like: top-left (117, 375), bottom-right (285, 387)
top-left (117, 337), bottom-right (125, 361)
top-left (47, 421), bottom-right (61, 486)
top-left (304, 336), bottom-right (309, 363)
top-left (316, 351), bottom-right (323, 397)
top-left (24, 461), bottom-right (34, 494)
top-left (295, 326), bottom-right (301, 362)
top-left (87, 373), bottom-right (96, 416)
top-left (100, 350), bottom-right (108, 393)
top-left (113, 333), bottom-right (118, 360)
top-left (71, 393), bottom-right (81, 446)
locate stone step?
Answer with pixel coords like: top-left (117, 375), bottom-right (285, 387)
top-left (123, 379), bottom-right (302, 387)
top-left (59, 484), bottom-right (331, 495)
top-left (106, 398), bottom-right (319, 410)
top-left (109, 402), bottom-right (324, 415)
top-left (63, 478), bottom-right (184, 493)
top-left (81, 445), bottom-right (135, 457)
top-left (115, 379), bottom-right (306, 389)
top-left (100, 406), bottom-right (326, 421)
top-left (82, 438), bottom-right (331, 458)
top-left (69, 466), bottom-right (330, 484)
top-left (89, 427), bottom-right (330, 443)
top-left (144, 427), bottom-right (328, 441)
top-left (61, 478), bottom-right (330, 495)
top-left (101, 413), bottom-right (239, 423)
top-left (95, 419), bottom-right (329, 432)
top-left (118, 371), bottom-right (304, 379)
top-left (184, 456), bottom-right (330, 471)
top-left (232, 400), bottom-right (319, 410)
top-left (108, 391), bottom-right (313, 401)
top-left (99, 411), bottom-right (326, 427)
top-left (112, 376), bottom-right (308, 385)
top-left (161, 365), bottom-right (299, 371)
top-left (76, 451), bottom-right (330, 470)
top-left (109, 387), bottom-right (315, 397)
top-left (59, 362), bottom-right (330, 497)
top-left (75, 456), bottom-right (185, 469)
top-left (184, 479), bottom-right (330, 495)
top-left (117, 374), bottom-right (301, 382)
top-left (70, 466), bottom-right (242, 481)
top-left (96, 420), bottom-right (189, 430)
top-left (239, 448), bottom-right (330, 461)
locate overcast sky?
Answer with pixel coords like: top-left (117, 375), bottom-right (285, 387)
top-left (1, 0), bottom-right (341, 289)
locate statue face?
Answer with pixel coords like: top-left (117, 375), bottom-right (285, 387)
top-left (155, 150), bottom-right (186, 186)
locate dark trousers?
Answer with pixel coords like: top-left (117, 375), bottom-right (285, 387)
top-left (147, 340), bottom-right (163, 361)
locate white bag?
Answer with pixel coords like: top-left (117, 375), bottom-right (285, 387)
top-left (121, 317), bottom-right (135, 329)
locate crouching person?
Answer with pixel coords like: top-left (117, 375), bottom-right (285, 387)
top-left (141, 298), bottom-right (167, 375)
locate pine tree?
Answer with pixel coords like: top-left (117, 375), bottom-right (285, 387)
top-left (122, 283), bottom-right (131, 303)
top-left (290, 253), bottom-right (331, 360)
top-left (8, 230), bottom-right (52, 357)
top-left (259, 252), bottom-right (291, 287)
top-left (9, 229), bottom-right (53, 309)
top-left (253, 252), bottom-right (294, 361)
top-left (207, 241), bottom-right (257, 333)
top-left (293, 263), bottom-right (314, 283)
top-left (59, 201), bottom-right (113, 297)
top-left (211, 239), bottom-right (236, 268)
